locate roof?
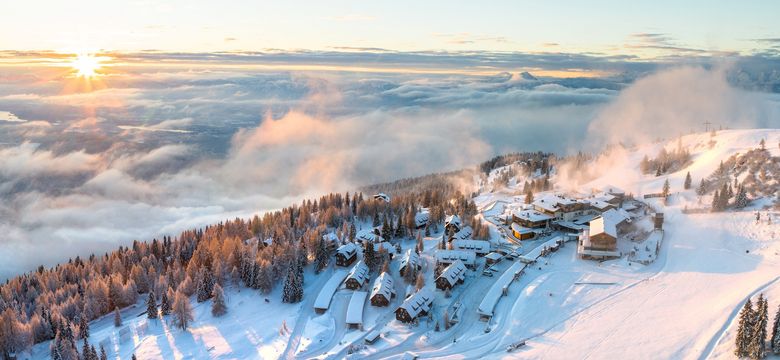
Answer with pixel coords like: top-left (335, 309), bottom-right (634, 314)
top-left (337, 243), bottom-right (357, 257)
top-left (314, 270), bottom-right (349, 310)
top-left (589, 199), bottom-right (614, 211)
top-left (452, 239), bottom-right (490, 253)
top-left (590, 208), bottom-right (629, 238)
top-left (510, 223), bottom-right (535, 234)
top-left (437, 260), bottom-right (467, 286)
top-left (322, 232), bottom-right (339, 243)
top-left (602, 185), bottom-right (625, 196)
top-left (373, 241), bottom-right (395, 253)
top-left (398, 288), bottom-right (434, 317)
top-left (520, 236), bottom-right (563, 262)
top-left (347, 260), bottom-right (369, 284)
top-left (400, 249), bottom-right (420, 270)
top-left (485, 252), bottom-right (503, 261)
top-left (435, 250), bottom-right (476, 265)
top-left (445, 214), bottom-right (461, 228)
top-left (373, 193), bottom-right (390, 202)
top-left (415, 209), bottom-right (430, 227)
top-left (453, 226), bottom-right (473, 240)
top-left (478, 261), bottom-right (525, 316)
top-left (356, 229), bottom-right (382, 243)
top-left (370, 272), bottom-right (395, 300)
top-left (513, 209), bottom-right (554, 223)
top-left (346, 291), bottom-right (368, 324)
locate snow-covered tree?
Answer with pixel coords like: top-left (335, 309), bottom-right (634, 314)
top-left (146, 291), bottom-right (158, 319)
top-left (771, 303), bottom-right (780, 354)
top-left (77, 313), bottom-right (89, 339)
top-left (99, 345), bottom-right (107, 360)
top-left (161, 289), bottom-right (172, 316)
top-left (172, 290), bottom-right (194, 330)
top-left (196, 267), bottom-right (215, 303)
top-left (735, 298), bottom-right (755, 358)
top-left (697, 179), bottom-right (707, 196)
top-left (211, 284), bottom-right (227, 317)
top-left (750, 294), bottom-right (769, 359)
top-left (735, 185), bottom-right (750, 209)
top-left (282, 262), bottom-right (303, 303)
top-left (364, 240), bottom-right (377, 273)
top-left (684, 172), bottom-right (692, 190)
top-left (113, 308), bottom-right (122, 328)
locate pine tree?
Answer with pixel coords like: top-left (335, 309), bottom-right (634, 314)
top-left (113, 308), bottom-right (122, 328)
top-left (211, 283), bottom-right (227, 317)
top-left (146, 291), bottom-right (158, 319)
top-left (172, 290), bottom-right (194, 330)
top-left (78, 313), bottom-right (89, 339)
top-left (736, 185), bottom-right (749, 209)
top-left (314, 238), bottom-right (329, 273)
top-left (100, 345), bottom-right (107, 360)
top-left (662, 179), bottom-right (670, 198)
top-left (132, 353), bottom-right (137, 360)
top-left (282, 262), bottom-right (303, 303)
top-left (160, 291), bottom-right (172, 316)
top-left (771, 303), bottom-right (780, 354)
top-left (364, 240), bottom-right (377, 273)
top-left (394, 217), bottom-right (405, 239)
top-left (196, 267), bottom-right (215, 303)
top-left (697, 179), bottom-right (706, 196)
top-left (684, 172), bottom-right (692, 190)
top-left (81, 339), bottom-right (91, 360)
top-left (372, 212), bottom-right (381, 227)
top-left (712, 190), bottom-right (721, 212)
top-left (381, 214), bottom-right (392, 240)
top-left (735, 299), bottom-right (755, 358)
top-left (750, 294), bottom-right (769, 359)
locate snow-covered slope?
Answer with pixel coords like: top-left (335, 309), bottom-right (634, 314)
top-left (24, 129), bottom-right (780, 360)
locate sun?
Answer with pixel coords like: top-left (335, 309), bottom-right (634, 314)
top-left (71, 53), bottom-right (102, 78)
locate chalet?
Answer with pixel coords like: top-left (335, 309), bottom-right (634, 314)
top-left (510, 223), bottom-right (535, 240)
top-left (373, 193), bottom-right (390, 202)
top-left (435, 250), bottom-right (476, 269)
top-left (346, 291), bottom-right (368, 329)
top-left (356, 228), bottom-right (383, 244)
top-left (577, 209), bottom-right (628, 260)
top-left (533, 194), bottom-right (590, 221)
top-left (395, 288), bottom-right (434, 323)
top-left (512, 209), bottom-right (553, 229)
top-left (336, 243), bottom-right (357, 267)
top-left (345, 260), bottom-right (370, 289)
top-left (451, 239), bottom-right (490, 255)
top-left (444, 215), bottom-right (462, 235)
top-left (435, 260), bottom-right (467, 290)
top-left (373, 241), bottom-right (395, 256)
top-left (415, 209), bottom-right (430, 229)
top-left (588, 199), bottom-right (616, 212)
top-left (370, 272), bottom-right (396, 306)
top-left (399, 249), bottom-right (421, 276)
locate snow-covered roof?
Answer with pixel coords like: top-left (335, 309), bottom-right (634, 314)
top-left (478, 261), bottom-right (525, 316)
top-left (356, 229), bottom-right (382, 243)
top-left (347, 260), bottom-right (369, 285)
top-left (590, 209), bottom-right (629, 238)
top-left (435, 250), bottom-right (476, 266)
top-left (346, 291), bottom-right (368, 325)
top-left (400, 249), bottom-right (420, 270)
top-left (452, 239), bottom-right (490, 253)
top-left (521, 236), bottom-right (563, 262)
top-left (436, 260), bottom-right (467, 286)
top-left (314, 269), bottom-right (349, 310)
top-left (513, 209), bottom-right (554, 222)
top-left (453, 226), bottom-right (473, 240)
top-left (337, 242), bottom-right (357, 258)
top-left (398, 288), bottom-right (434, 318)
top-left (322, 232), bottom-right (339, 243)
top-left (415, 209), bottom-right (430, 227)
top-left (373, 241), bottom-right (395, 253)
top-left (373, 193), bottom-right (390, 202)
top-left (601, 185), bottom-right (625, 196)
top-left (485, 252), bottom-right (503, 261)
top-left (445, 214), bottom-right (461, 229)
top-left (510, 222), bottom-right (535, 234)
top-left (589, 199), bottom-right (614, 211)
top-left (370, 272), bottom-right (395, 300)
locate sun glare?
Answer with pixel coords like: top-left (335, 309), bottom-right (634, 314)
top-left (71, 53), bottom-right (102, 78)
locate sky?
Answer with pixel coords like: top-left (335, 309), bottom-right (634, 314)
top-left (1, 0), bottom-right (779, 55)
top-left (1, 1), bottom-right (780, 279)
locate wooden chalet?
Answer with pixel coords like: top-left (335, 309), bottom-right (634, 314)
top-left (335, 242), bottom-right (358, 267)
top-left (435, 260), bottom-right (467, 290)
top-left (451, 239), bottom-right (490, 255)
top-left (395, 288), bottom-right (434, 323)
top-left (399, 249), bottom-right (421, 276)
top-left (370, 272), bottom-right (396, 306)
top-left (345, 260), bottom-right (370, 290)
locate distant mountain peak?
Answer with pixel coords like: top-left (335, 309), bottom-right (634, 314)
top-left (520, 71), bottom-right (538, 81)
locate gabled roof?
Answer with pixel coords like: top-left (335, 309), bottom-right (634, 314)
top-left (398, 288), bottom-right (434, 317)
top-left (373, 193), bottom-right (390, 202)
top-left (435, 250), bottom-right (476, 265)
top-left (589, 208), bottom-right (629, 238)
top-left (445, 214), bottom-right (461, 228)
top-left (346, 291), bottom-right (368, 324)
top-left (347, 260), bottom-right (369, 284)
top-left (436, 260), bottom-right (467, 286)
top-left (356, 229), bottom-right (382, 243)
top-left (337, 242), bottom-right (357, 257)
top-left (452, 239), bottom-right (490, 253)
top-left (415, 209), bottom-right (430, 227)
top-left (400, 249), bottom-right (420, 270)
top-left (453, 226), bottom-right (473, 240)
top-left (510, 223), bottom-right (535, 234)
top-left (370, 272), bottom-right (395, 300)
top-left (373, 241), bottom-right (395, 253)
top-left (513, 209), bottom-right (554, 222)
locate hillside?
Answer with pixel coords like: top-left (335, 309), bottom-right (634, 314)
top-left (12, 129), bottom-right (780, 360)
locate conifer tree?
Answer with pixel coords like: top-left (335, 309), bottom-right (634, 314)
top-left (99, 345), bottom-right (107, 360)
top-left (771, 303), bottom-right (780, 354)
top-left (697, 179), bottom-right (706, 196)
top-left (146, 291), bottom-right (158, 319)
top-left (211, 283), bottom-right (227, 317)
top-left (372, 212), bottom-right (381, 227)
top-left (113, 308), bottom-right (122, 328)
top-left (364, 240), bottom-right (377, 272)
top-left (282, 262), bottom-right (303, 303)
top-left (712, 190), bottom-right (721, 212)
top-left (750, 294), bottom-right (769, 359)
top-left (735, 298), bottom-right (755, 358)
top-left (314, 238), bottom-right (329, 273)
top-left (524, 189), bottom-right (534, 204)
top-left (736, 185), bottom-right (749, 209)
top-left (78, 313), bottom-right (89, 340)
top-left (684, 172), bottom-right (692, 190)
top-left (160, 291), bottom-right (172, 316)
top-left (196, 267), bottom-right (215, 303)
